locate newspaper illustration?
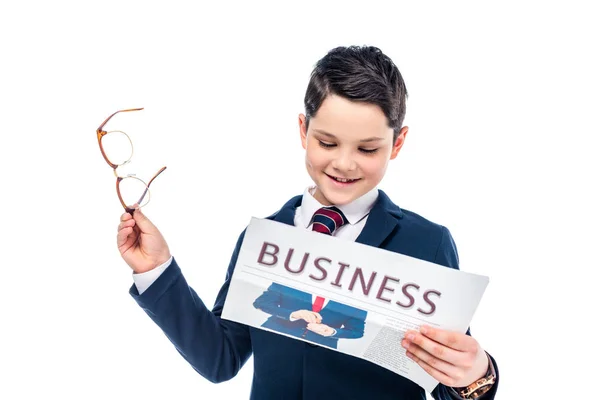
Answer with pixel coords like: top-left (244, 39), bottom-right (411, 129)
top-left (222, 217), bottom-right (489, 393)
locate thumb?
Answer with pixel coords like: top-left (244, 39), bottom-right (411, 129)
top-left (132, 206), bottom-right (158, 233)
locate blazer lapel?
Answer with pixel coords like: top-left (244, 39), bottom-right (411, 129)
top-left (355, 190), bottom-right (403, 248)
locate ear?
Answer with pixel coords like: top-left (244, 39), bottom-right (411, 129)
top-left (299, 114), bottom-right (308, 150)
top-left (390, 126), bottom-right (408, 160)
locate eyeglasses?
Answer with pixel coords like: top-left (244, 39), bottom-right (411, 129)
top-left (96, 108), bottom-right (166, 214)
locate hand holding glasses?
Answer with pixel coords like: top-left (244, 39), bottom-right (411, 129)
top-left (96, 108), bottom-right (166, 214)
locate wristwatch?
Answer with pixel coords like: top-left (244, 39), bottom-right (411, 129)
top-left (455, 354), bottom-right (497, 399)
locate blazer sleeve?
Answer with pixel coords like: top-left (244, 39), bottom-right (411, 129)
top-left (330, 306), bottom-right (367, 340)
top-left (253, 283), bottom-right (300, 320)
top-left (430, 226), bottom-right (499, 400)
top-left (433, 225), bottom-right (459, 270)
top-left (129, 230), bottom-right (252, 384)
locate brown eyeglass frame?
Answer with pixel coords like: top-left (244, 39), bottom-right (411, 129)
top-left (97, 108), bottom-right (166, 214)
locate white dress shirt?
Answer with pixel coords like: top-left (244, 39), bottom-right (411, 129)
top-left (133, 186), bottom-right (379, 295)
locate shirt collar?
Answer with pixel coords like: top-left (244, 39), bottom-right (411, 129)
top-left (299, 186), bottom-right (379, 228)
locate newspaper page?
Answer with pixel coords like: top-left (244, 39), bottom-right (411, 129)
top-left (222, 218), bottom-right (489, 393)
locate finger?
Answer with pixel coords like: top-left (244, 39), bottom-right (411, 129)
top-left (402, 338), bottom-right (462, 378)
top-left (419, 325), bottom-right (477, 353)
top-left (313, 312), bottom-right (323, 323)
top-left (403, 330), bottom-right (465, 366)
top-left (117, 226), bottom-right (135, 247)
top-left (132, 206), bottom-right (158, 233)
top-left (406, 350), bottom-right (457, 387)
top-left (307, 324), bottom-right (325, 336)
top-left (301, 312), bottom-right (316, 324)
top-left (118, 219), bottom-right (136, 231)
top-left (120, 212), bottom-right (133, 222)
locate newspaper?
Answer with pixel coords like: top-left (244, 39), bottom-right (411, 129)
top-left (222, 218), bottom-right (489, 393)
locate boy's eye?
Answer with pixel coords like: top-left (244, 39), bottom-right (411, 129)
top-left (318, 141), bottom-right (336, 148)
top-left (359, 148), bottom-right (379, 154)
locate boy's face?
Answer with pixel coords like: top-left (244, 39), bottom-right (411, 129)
top-left (299, 94), bottom-right (407, 206)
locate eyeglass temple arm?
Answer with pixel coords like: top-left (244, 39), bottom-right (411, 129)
top-left (97, 107), bottom-right (144, 134)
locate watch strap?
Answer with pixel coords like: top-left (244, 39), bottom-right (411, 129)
top-left (454, 353), bottom-right (497, 399)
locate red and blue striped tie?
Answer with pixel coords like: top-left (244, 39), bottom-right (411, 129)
top-left (310, 206), bottom-right (348, 312)
top-left (310, 206), bottom-right (349, 236)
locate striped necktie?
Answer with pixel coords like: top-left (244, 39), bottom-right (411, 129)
top-left (310, 206), bottom-right (349, 236)
top-left (310, 206), bottom-right (348, 313)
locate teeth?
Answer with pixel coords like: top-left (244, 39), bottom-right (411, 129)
top-left (335, 177), bottom-right (355, 182)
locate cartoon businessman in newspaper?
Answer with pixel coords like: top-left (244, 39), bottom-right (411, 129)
top-left (253, 282), bottom-right (367, 349)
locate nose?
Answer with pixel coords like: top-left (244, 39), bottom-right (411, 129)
top-left (331, 149), bottom-right (357, 173)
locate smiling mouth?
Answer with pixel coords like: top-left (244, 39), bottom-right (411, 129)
top-left (326, 173), bottom-right (361, 183)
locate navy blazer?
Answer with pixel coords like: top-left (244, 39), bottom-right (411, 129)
top-left (253, 282), bottom-right (367, 349)
top-left (130, 190), bottom-right (499, 399)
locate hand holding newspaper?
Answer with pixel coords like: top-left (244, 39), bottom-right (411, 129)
top-left (222, 218), bottom-right (489, 393)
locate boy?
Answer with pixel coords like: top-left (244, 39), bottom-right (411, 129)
top-left (116, 46), bottom-right (499, 399)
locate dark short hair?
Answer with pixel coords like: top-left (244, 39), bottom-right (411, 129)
top-left (304, 46), bottom-right (408, 141)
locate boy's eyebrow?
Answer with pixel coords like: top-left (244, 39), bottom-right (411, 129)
top-left (314, 129), bottom-right (384, 143)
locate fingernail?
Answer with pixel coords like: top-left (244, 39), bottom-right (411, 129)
top-left (406, 333), bottom-right (414, 341)
top-left (402, 340), bottom-right (409, 349)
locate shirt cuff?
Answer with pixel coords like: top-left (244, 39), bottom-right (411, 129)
top-left (132, 256), bottom-right (173, 295)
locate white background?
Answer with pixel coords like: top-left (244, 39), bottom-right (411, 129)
top-left (1, 1), bottom-right (598, 399)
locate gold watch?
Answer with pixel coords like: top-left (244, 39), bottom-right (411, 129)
top-left (457, 354), bottom-right (496, 398)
